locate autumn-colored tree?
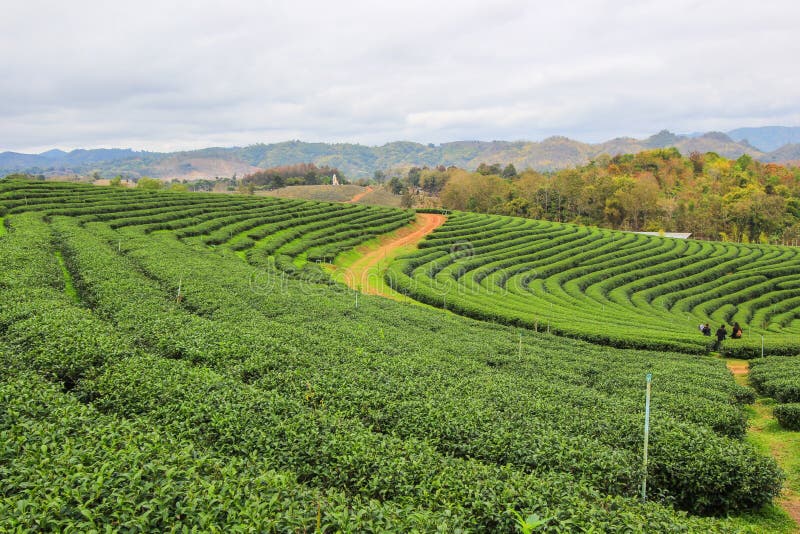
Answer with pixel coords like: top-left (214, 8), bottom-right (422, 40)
top-left (431, 150), bottom-right (800, 241)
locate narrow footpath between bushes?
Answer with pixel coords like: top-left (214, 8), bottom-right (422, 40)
top-left (726, 358), bottom-right (800, 530)
top-left (347, 186), bottom-right (374, 203)
top-left (327, 213), bottom-right (445, 301)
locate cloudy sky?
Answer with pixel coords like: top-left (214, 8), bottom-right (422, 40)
top-left (2, 0), bottom-right (799, 153)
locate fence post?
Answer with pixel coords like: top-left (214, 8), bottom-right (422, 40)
top-left (642, 373), bottom-right (652, 502)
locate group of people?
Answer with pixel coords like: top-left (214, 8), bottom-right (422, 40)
top-left (699, 322), bottom-right (743, 350)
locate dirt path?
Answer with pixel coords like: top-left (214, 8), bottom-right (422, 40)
top-left (725, 359), bottom-right (800, 530)
top-left (727, 360), bottom-right (750, 377)
top-left (335, 213), bottom-right (445, 299)
top-left (348, 186), bottom-right (374, 203)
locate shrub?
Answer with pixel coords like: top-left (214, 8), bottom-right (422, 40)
top-left (774, 403), bottom-right (800, 431)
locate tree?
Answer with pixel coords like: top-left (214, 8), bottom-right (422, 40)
top-left (407, 167), bottom-right (422, 187)
top-left (400, 190), bottom-right (414, 208)
top-left (476, 163), bottom-right (501, 176)
top-left (238, 182), bottom-right (256, 195)
top-left (419, 169), bottom-right (449, 194)
top-left (388, 177), bottom-right (404, 195)
top-left (168, 183), bottom-right (189, 193)
top-left (136, 177), bottom-right (163, 190)
top-left (109, 176), bottom-right (123, 187)
top-left (501, 164), bottom-right (518, 178)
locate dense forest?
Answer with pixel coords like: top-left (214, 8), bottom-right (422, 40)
top-left (395, 149), bottom-right (800, 243)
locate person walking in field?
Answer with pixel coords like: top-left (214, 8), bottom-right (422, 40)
top-left (701, 323), bottom-right (711, 336)
top-left (731, 322), bottom-right (743, 339)
top-left (714, 324), bottom-right (727, 351)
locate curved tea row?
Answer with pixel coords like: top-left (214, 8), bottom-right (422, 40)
top-left (0, 178), bottom-right (784, 529)
top-left (0, 179), bottom-right (413, 283)
top-left (387, 212), bottom-right (800, 357)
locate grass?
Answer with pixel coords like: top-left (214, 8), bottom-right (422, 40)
top-left (722, 504), bottom-right (798, 533)
top-left (258, 185), bottom-right (365, 203)
top-left (0, 216), bottom-right (5, 236)
top-left (354, 187), bottom-right (403, 207)
top-left (327, 238), bottom-right (419, 303)
top-left (54, 250), bottom-right (80, 305)
top-left (293, 252), bottom-right (307, 269)
top-left (256, 184), bottom-right (404, 208)
top-left (723, 357), bottom-right (800, 533)
top-left (326, 219), bottom-right (440, 307)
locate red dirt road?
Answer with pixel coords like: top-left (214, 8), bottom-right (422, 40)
top-left (348, 186), bottom-right (374, 203)
top-left (342, 213), bottom-right (445, 296)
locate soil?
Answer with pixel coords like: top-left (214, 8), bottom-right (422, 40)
top-left (727, 361), bottom-right (749, 376)
top-left (782, 498), bottom-right (800, 529)
top-left (341, 213), bottom-right (445, 297)
top-left (348, 186), bottom-right (374, 203)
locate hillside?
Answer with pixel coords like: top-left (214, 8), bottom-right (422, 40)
top-left (728, 126), bottom-right (800, 152)
top-left (389, 211), bottom-right (800, 358)
top-left (0, 178), bottom-right (792, 531)
top-left (3, 128), bottom-right (798, 180)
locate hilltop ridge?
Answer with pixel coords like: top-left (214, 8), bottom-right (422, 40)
top-left (2, 128), bottom-right (799, 180)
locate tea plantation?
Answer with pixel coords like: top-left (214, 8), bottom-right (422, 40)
top-left (388, 211), bottom-right (800, 358)
top-left (750, 356), bottom-right (800, 430)
top-left (0, 178), bottom-right (793, 531)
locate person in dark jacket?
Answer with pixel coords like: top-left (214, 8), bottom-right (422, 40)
top-left (731, 322), bottom-right (743, 339)
top-left (714, 325), bottom-right (727, 351)
top-left (702, 323), bottom-right (711, 336)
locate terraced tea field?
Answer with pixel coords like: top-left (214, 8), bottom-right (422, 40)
top-left (388, 211), bottom-right (800, 358)
top-left (0, 178), bottom-right (796, 532)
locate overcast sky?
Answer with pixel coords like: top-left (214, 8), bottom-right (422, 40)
top-left (2, 0), bottom-right (799, 153)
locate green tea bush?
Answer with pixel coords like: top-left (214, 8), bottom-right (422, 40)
top-left (773, 403), bottom-right (800, 431)
top-left (387, 211), bottom-right (800, 357)
top-left (0, 178), bottom-right (786, 528)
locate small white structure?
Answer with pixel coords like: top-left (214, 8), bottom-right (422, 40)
top-left (331, 174), bottom-right (340, 186)
top-left (633, 231), bottom-right (692, 239)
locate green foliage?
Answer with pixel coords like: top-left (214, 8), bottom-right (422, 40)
top-left (0, 179), bottom-right (788, 530)
top-left (388, 211), bottom-right (800, 358)
top-left (439, 151), bottom-right (800, 242)
top-left (773, 403), bottom-right (800, 431)
top-left (168, 182), bottom-right (188, 192)
top-left (243, 162), bottom-right (344, 189)
top-left (136, 176), bottom-right (163, 190)
top-left (750, 356), bottom-right (800, 403)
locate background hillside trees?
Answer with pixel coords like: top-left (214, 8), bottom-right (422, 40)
top-left (409, 150), bottom-right (800, 242)
top-left (243, 163), bottom-right (345, 189)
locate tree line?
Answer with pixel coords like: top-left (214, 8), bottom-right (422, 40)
top-left (242, 163), bottom-right (345, 190)
top-left (387, 149), bottom-right (800, 243)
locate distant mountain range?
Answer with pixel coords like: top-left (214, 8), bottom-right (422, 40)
top-left (2, 127), bottom-right (799, 180)
top-left (726, 126), bottom-right (800, 152)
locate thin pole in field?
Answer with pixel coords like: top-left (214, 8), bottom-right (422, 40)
top-left (642, 373), bottom-right (652, 502)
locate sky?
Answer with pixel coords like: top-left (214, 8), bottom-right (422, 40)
top-left (2, 0), bottom-right (799, 153)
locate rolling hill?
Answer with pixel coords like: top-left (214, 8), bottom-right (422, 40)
top-left (2, 128), bottom-right (799, 180)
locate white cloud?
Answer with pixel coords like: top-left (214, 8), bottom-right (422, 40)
top-left (1, 0), bottom-right (799, 152)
